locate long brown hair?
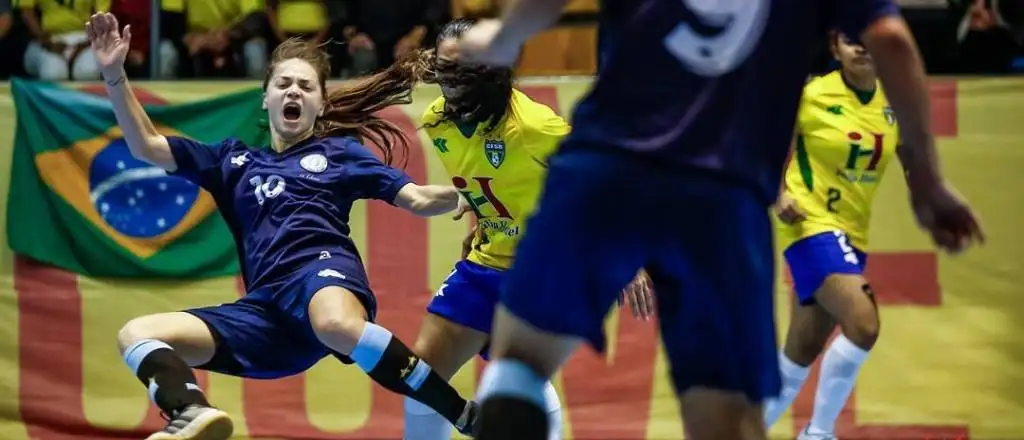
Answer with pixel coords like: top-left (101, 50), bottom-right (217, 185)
top-left (263, 38), bottom-right (434, 167)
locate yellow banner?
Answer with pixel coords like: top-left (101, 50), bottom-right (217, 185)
top-left (0, 78), bottom-right (1020, 439)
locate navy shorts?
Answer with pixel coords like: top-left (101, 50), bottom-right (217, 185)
top-left (426, 259), bottom-right (503, 360)
top-left (185, 263), bottom-right (377, 379)
top-left (784, 231), bottom-right (868, 305)
top-left (502, 147), bottom-right (781, 402)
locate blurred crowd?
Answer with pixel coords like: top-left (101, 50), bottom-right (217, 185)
top-left (0, 0), bottom-right (452, 81)
top-left (0, 0), bottom-right (1021, 81)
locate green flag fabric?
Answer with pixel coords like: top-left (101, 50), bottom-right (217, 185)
top-left (7, 78), bottom-right (269, 278)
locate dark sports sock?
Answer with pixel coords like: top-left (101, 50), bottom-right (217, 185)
top-left (475, 358), bottom-right (550, 439)
top-left (477, 396), bottom-right (548, 440)
top-left (123, 339), bottom-right (209, 415)
top-left (350, 323), bottom-right (470, 428)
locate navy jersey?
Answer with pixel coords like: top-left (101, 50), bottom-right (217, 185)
top-left (568, 0), bottom-right (901, 203)
top-left (167, 136), bottom-right (413, 291)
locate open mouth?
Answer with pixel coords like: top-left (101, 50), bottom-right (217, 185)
top-left (283, 103), bottom-right (302, 121)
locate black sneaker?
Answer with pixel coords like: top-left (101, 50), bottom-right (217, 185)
top-left (146, 405), bottom-right (233, 440)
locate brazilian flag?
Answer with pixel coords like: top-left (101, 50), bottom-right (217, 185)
top-left (7, 78), bottom-right (269, 278)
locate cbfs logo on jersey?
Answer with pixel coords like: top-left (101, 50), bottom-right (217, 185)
top-left (34, 126), bottom-right (217, 258)
top-left (484, 139), bottom-right (505, 169)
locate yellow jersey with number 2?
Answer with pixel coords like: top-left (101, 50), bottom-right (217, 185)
top-left (779, 70), bottom-right (901, 251)
top-left (422, 89), bottom-right (570, 270)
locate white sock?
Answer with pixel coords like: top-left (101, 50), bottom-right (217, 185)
top-left (807, 334), bottom-right (869, 434)
top-left (763, 351), bottom-right (811, 428)
top-left (477, 359), bottom-right (547, 406)
top-left (542, 381), bottom-right (563, 440)
top-left (403, 397), bottom-right (452, 440)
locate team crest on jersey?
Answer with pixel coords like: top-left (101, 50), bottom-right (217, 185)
top-left (484, 139), bottom-right (505, 169)
top-left (300, 153), bottom-right (328, 173)
top-left (883, 106), bottom-right (896, 125)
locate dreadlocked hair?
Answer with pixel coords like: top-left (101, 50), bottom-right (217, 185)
top-left (263, 37), bottom-right (435, 167)
top-left (422, 17), bottom-right (514, 134)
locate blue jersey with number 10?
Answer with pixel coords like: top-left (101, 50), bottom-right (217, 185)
top-left (570, 0), bottom-right (900, 203)
top-left (168, 135), bottom-right (414, 293)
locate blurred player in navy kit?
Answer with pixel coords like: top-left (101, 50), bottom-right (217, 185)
top-left (86, 12), bottom-right (479, 440)
top-left (456, 1), bottom-right (985, 440)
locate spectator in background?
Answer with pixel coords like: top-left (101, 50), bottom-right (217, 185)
top-left (160, 0), bottom-right (267, 78)
top-left (953, 0), bottom-right (1022, 72)
top-left (342, 0), bottom-right (447, 76)
top-left (264, 0), bottom-right (348, 76)
top-left (0, 0), bottom-right (13, 78)
top-left (17, 0), bottom-right (104, 80)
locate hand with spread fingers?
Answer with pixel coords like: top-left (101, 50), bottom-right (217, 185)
top-left (85, 12), bottom-right (131, 78)
top-left (620, 269), bottom-right (655, 320)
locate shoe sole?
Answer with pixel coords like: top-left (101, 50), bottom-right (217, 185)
top-left (146, 410), bottom-right (234, 440)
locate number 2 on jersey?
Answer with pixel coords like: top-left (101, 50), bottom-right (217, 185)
top-left (826, 187), bottom-right (841, 213)
top-left (664, 0), bottom-right (771, 76)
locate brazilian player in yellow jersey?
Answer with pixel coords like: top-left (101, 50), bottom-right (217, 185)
top-left (402, 18), bottom-right (653, 440)
top-left (764, 33), bottom-right (903, 440)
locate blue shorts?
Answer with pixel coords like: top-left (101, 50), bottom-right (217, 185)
top-left (426, 259), bottom-right (503, 360)
top-left (502, 147), bottom-right (781, 402)
top-left (784, 231), bottom-right (868, 305)
top-left (185, 262), bottom-right (377, 379)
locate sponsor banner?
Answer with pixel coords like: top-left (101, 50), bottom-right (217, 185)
top-left (0, 78), bottom-right (1021, 439)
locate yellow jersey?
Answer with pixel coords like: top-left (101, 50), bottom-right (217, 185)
top-left (275, 0), bottom-right (326, 34)
top-left (422, 89), bottom-right (570, 270)
top-left (15, 0), bottom-right (110, 35)
top-left (779, 70), bottom-right (900, 250)
top-left (175, 0), bottom-right (262, 32)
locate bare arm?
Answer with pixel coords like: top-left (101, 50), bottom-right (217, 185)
top-left (87, 13), bottom-right (176, 171)
top-left (393, 184), bottom-right (462, 217)
top-left (861, 15), bottom-right (942, 189)
top-left (492, 0), bottom-right (570, 48)
top-left (103, 73), bottom-right (176, 170)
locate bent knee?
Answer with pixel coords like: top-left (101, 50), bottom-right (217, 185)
top-left (839, 316), bottom-right (880, 350)
top-left (311, 315), bottom-right (366, 346)
top-left (117, 316), bottom-right (163, 353)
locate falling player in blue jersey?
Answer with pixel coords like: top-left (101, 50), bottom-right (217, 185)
top-left (456, 1), bottom-right (985, 440)
top-left (86, 13), bottom-right (479, 440)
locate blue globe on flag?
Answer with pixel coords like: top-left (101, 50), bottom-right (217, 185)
top-left (88, 138), bottom-right (201, 238)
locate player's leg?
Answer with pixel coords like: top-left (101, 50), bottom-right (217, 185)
top-left (803, 271), bottom-right (877, 438)
top-left (650, 176), bottom-right (780, 440)
top-left (407, 260), bottom-right (564, 440)
top-left (477, 307), bottom-right (584, 440)
top-left (405, 313), bottom-right (488, 440)
top-left (767, 232), bottom-right (876, 439)
top-left (762, 295), bottom-right (835, 427)
top-left (474, 149), bottom-right (644, 440)
top-left (116, 312), bottom-right (231, 440)
top-left (306, 286), bottom-right (478, 434)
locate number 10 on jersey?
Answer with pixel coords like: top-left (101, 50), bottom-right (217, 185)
top-left (250, 175), bottom-right (286, 205)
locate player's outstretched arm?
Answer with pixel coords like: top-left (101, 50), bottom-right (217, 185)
top-left (393, 184), bottom-right (465, 217)
top-left (861, 15), bottom-right (941, 187)
top-left (862, 15), bottom-right (985, 252)
top-left (459, 0), bottom-right (570, 66)
top-left (87, 12), bottom-right (175, 172)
